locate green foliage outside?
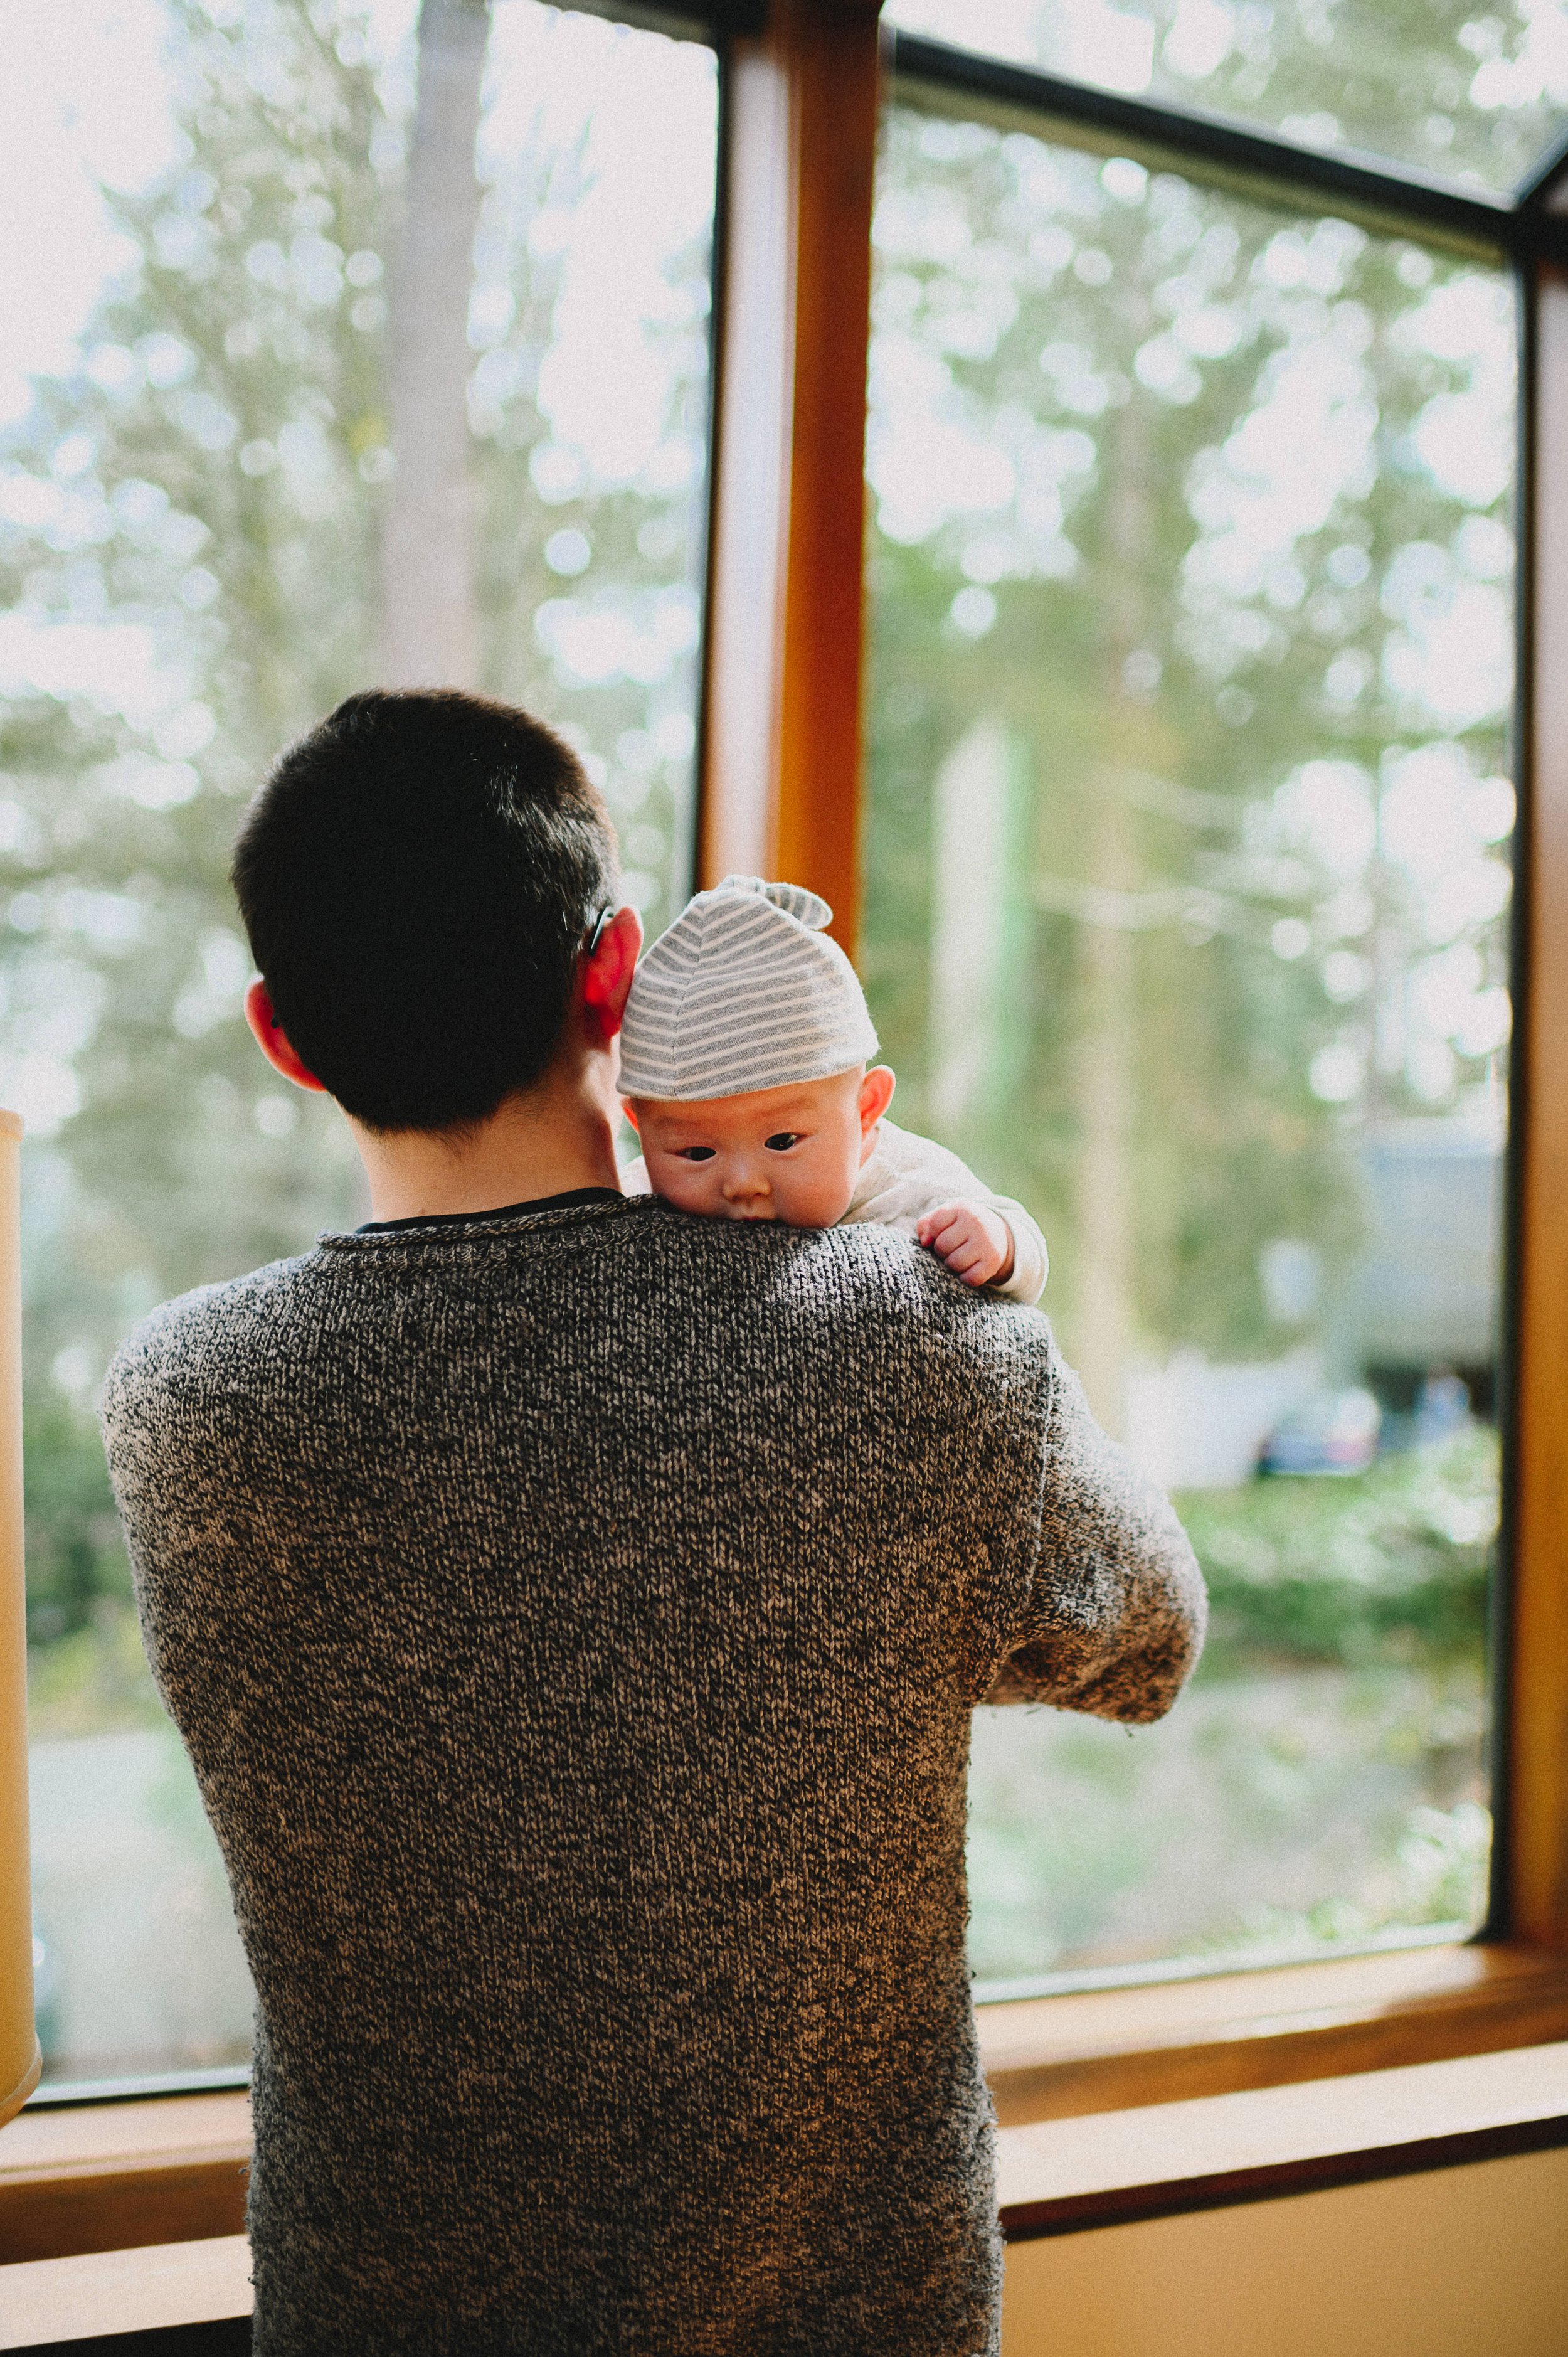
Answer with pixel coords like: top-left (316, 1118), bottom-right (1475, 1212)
top-left (1177, 1425), bottom-right (1497, 1677)
top-left (963, 1429), bottom-right (1497, 1977)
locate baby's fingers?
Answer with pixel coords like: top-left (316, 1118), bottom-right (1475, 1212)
top-left (919, 1200), bottom-right (1007, 1284)
top-left (915, 1202), bottom-right (966, 1248)
top-left (943, 1242), bottom-right (993, 1284)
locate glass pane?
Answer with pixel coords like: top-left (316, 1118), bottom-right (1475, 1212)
top-left (4, 0), bottom-right (716, 2087)
top-left (864, 105), bottom-right (1512, 1982)
top-left (884, 0), bottom-right (1568, 196)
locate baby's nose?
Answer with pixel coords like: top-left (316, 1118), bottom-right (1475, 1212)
top-left (723, 1166), bottom-right (770, 1200)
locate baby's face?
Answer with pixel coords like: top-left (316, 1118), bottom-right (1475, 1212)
top-left (627, 1066), bottom-right (893, 1228)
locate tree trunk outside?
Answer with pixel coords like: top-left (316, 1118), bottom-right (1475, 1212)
top-left (1071, 797), bottom-right (1137, 1437)
top-left (1069, 331), bottom-right (1152, 1440)
top-left (379, 0), bottom-right (490, 689)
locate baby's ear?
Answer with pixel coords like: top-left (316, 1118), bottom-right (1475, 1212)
top-left (857, 1065), bottom-right (896, 1136)
top-left (620, 1099), bottom-right (641, 1132)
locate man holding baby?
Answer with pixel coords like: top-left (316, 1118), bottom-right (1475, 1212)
top-left (102, 688), bottom-right (1205, 2357)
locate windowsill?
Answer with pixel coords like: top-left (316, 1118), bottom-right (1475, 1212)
top-left (0, 2092), bottom-right (250, 2267)
top-left (3, 1942), bottom-right (1567, 2269)
top-left (977, 1937), bottom-right (1568, 2124)
top-left (0, 2232), bottom-right (252, 2349)
top-left (5, 2040), bottom-right (1567, 2348)
top-left (996, 2036), bottom-right (1568, 2238)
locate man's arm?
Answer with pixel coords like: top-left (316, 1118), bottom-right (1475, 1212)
top-left (983, 1354), bottom-right (1206, 1724)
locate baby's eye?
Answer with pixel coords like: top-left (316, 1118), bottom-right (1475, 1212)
top-left (764, 1132), bottom-right (801, 1152)
top-left (675, 1146), bottom-right (716, 1161)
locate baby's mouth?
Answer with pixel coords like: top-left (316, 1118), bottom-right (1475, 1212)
top-left (725, 1205), bottom-right (776, 1221)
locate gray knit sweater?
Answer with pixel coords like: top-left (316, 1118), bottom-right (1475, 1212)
top-left (102, 1194), bottom-right (1205, 2357)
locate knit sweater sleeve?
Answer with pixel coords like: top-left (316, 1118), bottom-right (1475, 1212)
top-left (977, 1343), bottom-right (1207, 1725)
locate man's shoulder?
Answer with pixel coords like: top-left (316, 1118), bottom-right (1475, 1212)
top-left (103, 1250), bottom-right (325, 1419)
top-left (761, 1217), bottom-right (1058, 1379)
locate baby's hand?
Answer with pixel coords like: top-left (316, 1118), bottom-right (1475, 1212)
top-left (915, 1200), bottom-right (1015, 1289)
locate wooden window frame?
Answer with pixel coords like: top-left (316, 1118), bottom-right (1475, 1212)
top-left (9, 0), bottom-right (1568, 2279)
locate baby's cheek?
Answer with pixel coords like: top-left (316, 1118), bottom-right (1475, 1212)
top-left (645, 1156), bottom-right (707, 1211)
top-left (775, 1159), bottom-right (859, 1229)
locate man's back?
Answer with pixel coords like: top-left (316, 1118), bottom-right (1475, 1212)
top-left (104, 1193), bottom-right (1203, 2357)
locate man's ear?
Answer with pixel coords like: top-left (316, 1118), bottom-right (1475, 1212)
top-left (245, 979), bottom-right (328, 1093)
top-left (581, 904), bottom-right (642, 1040)
top-left (857, 1064), bottom-right (896, 1141)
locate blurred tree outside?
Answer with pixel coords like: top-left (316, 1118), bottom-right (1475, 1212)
top-left (864, 90), bottom-right (1513, 1972)
top-left (864, 108), bottom-right (1513, 1430)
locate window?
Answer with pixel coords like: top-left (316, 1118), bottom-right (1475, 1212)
top-left (864, 92), bottom-right (1514, 1985)
top-left (10, 0), bottom-right (1568, 2137)
top-left (5, 0), bottom-right (717, 2092)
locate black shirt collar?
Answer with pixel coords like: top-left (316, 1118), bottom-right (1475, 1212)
top-left (358, 1186), bottom-right (623, 1235)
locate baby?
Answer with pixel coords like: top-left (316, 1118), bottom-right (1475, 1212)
top-left (617, 874), bottom-right (1047, 1304)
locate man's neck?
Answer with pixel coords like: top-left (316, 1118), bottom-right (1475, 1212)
top-left (349, 1057), bottom-right (625, 1224)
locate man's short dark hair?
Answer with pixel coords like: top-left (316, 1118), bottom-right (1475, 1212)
top-left (232, 690), bottom-right (616, 1132)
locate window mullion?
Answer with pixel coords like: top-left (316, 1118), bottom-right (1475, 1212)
top-left (1509, 255), bottom-right (1568, 1950)
top-left (699, 0), bottom-right (884, 953)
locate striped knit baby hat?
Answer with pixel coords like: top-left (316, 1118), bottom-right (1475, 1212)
top-left (618, 875), bottom-right (879, 1100)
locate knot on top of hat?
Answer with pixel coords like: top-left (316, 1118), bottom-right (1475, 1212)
top-left (714, 874), bottom-right (833, 932)
top-left (618, 874), bottom-right (878, 1102)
